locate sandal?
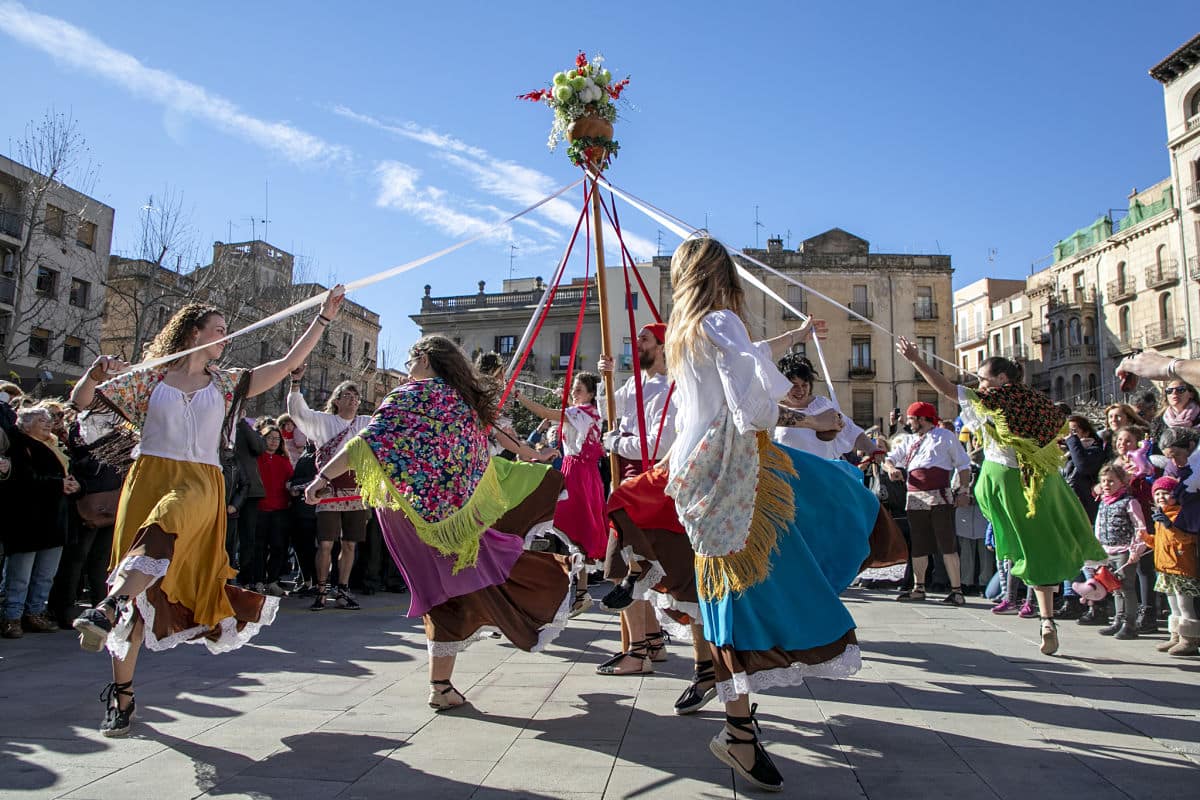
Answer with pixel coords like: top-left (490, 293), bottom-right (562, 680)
top-left (569, 587), bottom-right (593, 619)
top-left (595, 638), bottom-right (654, 676)
top-left (73, 596), bottom-right (120, 653)
top-left (646, 630), bottom-right (669, 663)
top-left (708, 703), bottom-right (783, 792)
top-left (674, 659), bottom-right (718, 715)
top-left (896, 584), bottom-right (926, 602)
top-left (1039, 617), bottom-right (1059, 656)
top-left (99, 680), bottom-right (136, 738)
top-left (600, 575), bottom-right (637, 610)
top-left (428, 679), bottom-right (467, 712)
top-left (942, 588), bottom-right (966, 606)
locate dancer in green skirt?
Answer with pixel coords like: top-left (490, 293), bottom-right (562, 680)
top-left (898, 339), bottom-right (1106, 655)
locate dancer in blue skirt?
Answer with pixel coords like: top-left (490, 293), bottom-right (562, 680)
top-left (663, 236), bottom-right (878, 792)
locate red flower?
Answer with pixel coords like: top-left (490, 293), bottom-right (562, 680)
top-left (517, 89), bottom-right (552, 102)
top-left (575, 51), bottom-right (587, 68)
top-left (606, 78), bottom-right (630, 99)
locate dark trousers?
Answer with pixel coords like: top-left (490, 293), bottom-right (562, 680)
top-left (257, 510), bottom-right (291, 585)
top-left (236, 500), bottom-right (261, 585)
top-left (49, 521), bottom-right (114, 619)
top-left (289, 511), bottom-right (317, 584)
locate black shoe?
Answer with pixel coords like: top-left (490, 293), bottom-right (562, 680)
top-left (675, 659), bottom-right (718, 715)
top-left (334, 585), bottom-right (361, 610)
top-left (73, 599), bottom-right (118, 653)
top-left (1055, 597), bottom-right (1084, 620)
top-left (941, 588), bottom-right (966, 606)
top-left (1136, 606), bottom-right (1159, 634)
top-left (1077, 605), bottom-right (1108, 626)
top-left (600, 575), bottom-right (637, 610)
top-left (309, 584), bottom-right (328, 611)
top-left (709, 703), bottom-right (783, 792)
top-left (99, 680), bottom-right (135, 738)
top-left (1099, 619), bottom-right (1124, 637)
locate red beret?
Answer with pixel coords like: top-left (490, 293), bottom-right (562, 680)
top-left (906, 402), bottom-right (939, 422)
top-left (1152, 476), bottom-right (1180, 494)
top-left (641, 322), bottom-right (667, 344)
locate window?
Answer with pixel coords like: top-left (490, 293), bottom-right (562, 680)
top-left (851, 390), bottom-right (874, 429)
top-left (1116, 261), bottom-right (1127, 288)
top-left (44, 205), bottom-right (65, 237)
top-left (341, 331), bottom-right (353, 360)
top-left (1083, 317), bottom-right (1095, 344)
top-left (850, 336), bottom-right (871, 368)
top-left (495, 335), bottom-right (516, 355)
top-left (1160, 292), bottom-right (1173, 322)
top-left (28, 327), bottom-right (50, 358)
top-left (851, 284), bottom-right (870, 317)
top-left (1068, 317), bottom-right (1081, 346)
top-left (991, 333), bottom-right (1001, 353)
top-left (1011, 327), bottom-right (1023, 351)
top-left (76, 220), bottom-right (97, 250)
top-left (1054, 376), bottom-right (1065, 401)
top-left (1088, 373), bottom-right (1098, 402)
top-left (558, 331), bottom-right (575, 356)
top-left (790, 341), bottom-right (807, 358)
top-left (918, 336), bottom-right (937, 363)
top-left (63, 336), bottom-right (83, 365)
top-left (786, 284), bottom-right (806, 316)
top-left (69, 278), bottom-right (90, 308)
top-left (0, 311), bottom-right (9, 348)
top-left (620, 337), bottom-right (633, 370)
top-left (624, 292), bottom-right (638, 310)
top-left (36, 266), bottom-right (58, 296)
top-left (1119, 307), bottom-right (1131, 340)
top-left (362, 341), bottom-right (372, 364)
top-left (916, 390), bottom-right (940, 417)
top-left (915, 286), bottom-right (934, 318)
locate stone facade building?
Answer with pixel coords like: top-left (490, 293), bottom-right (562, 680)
top-left (102, 239), bottom-right (386, 415)
top-left (0, 154), bottom-right (114, 396)
top-left (413, 230), bottom-right (954, 433)
top-left (953, 278), bottom-right (1027, 377)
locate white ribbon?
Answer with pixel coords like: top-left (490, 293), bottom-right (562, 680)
top-left (124, 178), bottom-right (586, 374)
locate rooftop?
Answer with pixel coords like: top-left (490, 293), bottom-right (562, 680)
top-left (1150, 32), bottom-right (1200, 85)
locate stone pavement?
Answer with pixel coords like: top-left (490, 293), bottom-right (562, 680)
top-left (2, 587), bottom-right (1198, 799)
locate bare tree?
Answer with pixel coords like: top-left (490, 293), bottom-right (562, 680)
top-left (2, 110), bottom-right (108, 375)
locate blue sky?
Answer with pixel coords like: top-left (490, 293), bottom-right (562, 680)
top-left (0, 1), bottom-right (1193, 361)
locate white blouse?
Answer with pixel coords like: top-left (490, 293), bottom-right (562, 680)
top-left (286, 390), bottom-right (373, 448)
top-left (773, 395), bottom-right (864, 460)
top-left (671, 310), bottom-right (792, 467)
top-left (139, 381), bottom-right (225, 467)
top-left (602, 373), bottom-right (677, 461)
top-left (560, 405), bottom-right (600, 456)
top-left (957, 385), bottom-right (1018, 469)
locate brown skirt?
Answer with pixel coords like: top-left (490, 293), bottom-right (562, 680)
top-left (710, 630), bottom-right (860, 700)
top-left (423, 550), bottom-right (571, 655)
top-left (604, 509), bottom-right (699, 637)
top-left (862, 503), bottom-right (909, 570)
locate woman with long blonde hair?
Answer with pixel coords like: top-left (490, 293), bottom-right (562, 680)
top-left (69, 288), bottom-right (345, 737)
top-left (664, 237), bottom-right (878, 792)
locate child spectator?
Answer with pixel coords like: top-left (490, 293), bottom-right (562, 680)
top-left (1091, 464), bottom-right (1148, 639)
top-left (1147, 475), bottom-right (1199, 656)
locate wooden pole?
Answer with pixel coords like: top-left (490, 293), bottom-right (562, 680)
top-left (589, 175), bottom-right (620, 481)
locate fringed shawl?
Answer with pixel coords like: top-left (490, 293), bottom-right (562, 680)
top-left (966, 383), bottom-right (1067, 517)
top-left (345, 377), bottom-right (510, 574)
top-left (665, 408), bottom-right (796, 601)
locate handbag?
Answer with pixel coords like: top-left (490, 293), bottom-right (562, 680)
top-left (77, 489), bottom-right (121, 528)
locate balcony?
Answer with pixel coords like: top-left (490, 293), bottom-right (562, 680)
top-left (552, 354), bottom-right (588, 373)
top-left (1144, 318), bottom-right (1187, 348)
top-left (781, 300), bottom-right (808, 321)
top-left (1192, 339), bottom-right (1200, 360)
top-left (1145, 260), bottom-right (1179, 289)
top-left (1050, 343), bottom-right (1098, 365)
top-left (1106, 277), bottom-right (1137, 303)
top-left (913, 301), bottom-right (938, 320)
top-left (1106, 334), bottom-right (1139, 357)
top-left (848, 359), bottom-right (876, 379)
top-left (1001, 345), bottom-right (1028, 361)
top-left (1189, 113), bottom-right (1200, 133)
top-left (0, 209), bottom-right (21, 239)
top-left (1186, 181), bottom-right (1200, 208)
top-left (1190, 255), bottom-right (1200, 282)
top-left (1046, 287), bottom-right (1097, 315)
top-left (956, 328), bottom-right (986, 347)
top-left (848, 301), bottom-right (873, 321)
top-left (0, 275), bottom-right (13, 305)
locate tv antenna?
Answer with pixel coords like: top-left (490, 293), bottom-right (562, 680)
top-left (263, 180), bottom-right (272, 241)
top-left (786, 229), bottom-right (792, 249)
top-left (754, 205), bottom-right (764, 248)
top-left (509, 242), bottom-right (519, 279)
top-left (656, 229), bottom-right (664, 256)
top-left (987, 247), bottom-right (998, 262)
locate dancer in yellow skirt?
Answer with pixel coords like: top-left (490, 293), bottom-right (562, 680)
top-left (69, 287), bottom-right (345, 737)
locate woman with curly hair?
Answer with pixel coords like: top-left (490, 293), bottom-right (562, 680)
top-left (69, 288), bottom-right (345, 737)
top-left (306, 335), bottom-right (573, 713)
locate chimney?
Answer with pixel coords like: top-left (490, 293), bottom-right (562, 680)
top-left (766, 237), bottom-right (783, 254)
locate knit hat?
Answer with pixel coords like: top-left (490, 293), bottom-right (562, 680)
top-left (1152, 476), bottom-right (1180, 494)
top-left (641, 322), bottom-right (667, 344)
top-left (906, 401), bottom-right (939, 423)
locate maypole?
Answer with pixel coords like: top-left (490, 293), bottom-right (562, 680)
top-left (521, 52), bottom-right (630, 478)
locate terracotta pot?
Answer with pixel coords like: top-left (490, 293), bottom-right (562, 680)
top-left (567, 114), bottom-right (613, 142)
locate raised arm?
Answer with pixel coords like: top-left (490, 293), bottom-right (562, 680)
top-left (762, 317), bottom-right (822, 360)
top-left (897, 336), bottom-right (958, 401)
top-left (515, 391), bottom-right (562, 423)
top-left (1118, 350), bottom-right (1200, 387)
top-left (247, 286), bottom-right (345, 398)
top-left (70, 356), bottom-right (131, 410)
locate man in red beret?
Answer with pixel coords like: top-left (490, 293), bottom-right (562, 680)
top-left (885, 401), bottom-right (973, 605)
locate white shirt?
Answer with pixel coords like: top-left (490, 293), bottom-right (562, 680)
top-left (139, 381), bottom-right (225, 467)
top-left (773, 395), bottom-right (864, 460)
top-left (957, 385), bottom-right (1018, 469)
top-left (286, 390), bottom-right (373, 448)
top-left (601, 372), bottom-right (677, 461)
top-left (671, 310), bottom-right (792, 467)
top-left (886, 427), bottom-right (971, 474)
top-left (560, 405), bottom-right (601, 456)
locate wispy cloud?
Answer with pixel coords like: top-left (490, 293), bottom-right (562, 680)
top-left (0, 2), bottom-right (349, 165)
top-left (337, 108), bottom-right (659, 260)
top-left (375, 161), bottom-right (508, 240)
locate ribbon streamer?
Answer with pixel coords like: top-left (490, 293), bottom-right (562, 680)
top-left (123, 178), bottom-right (586, 374)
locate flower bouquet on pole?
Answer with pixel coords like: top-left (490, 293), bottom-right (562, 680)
top-left (519, 51), bottom-right (629, 170)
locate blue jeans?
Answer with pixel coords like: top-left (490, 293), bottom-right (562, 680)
top-left (2, 547), bottom-right (64, 620)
